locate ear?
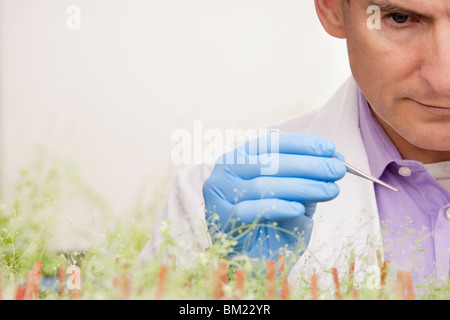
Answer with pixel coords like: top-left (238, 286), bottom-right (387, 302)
top-left (314, 0), bottom-right (347, 39)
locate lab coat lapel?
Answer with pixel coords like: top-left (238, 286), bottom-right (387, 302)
top-left (288, 78), bottom-right (383, 286)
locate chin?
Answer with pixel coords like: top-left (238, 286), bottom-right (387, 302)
top-left (408, 136), bottom-right (450, 153)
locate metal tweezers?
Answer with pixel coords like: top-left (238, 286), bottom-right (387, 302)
top-left (332, 157), bottom-right (401, 192)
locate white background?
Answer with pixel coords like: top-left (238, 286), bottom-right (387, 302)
top-left (0, 0), bottom-right (351, 251)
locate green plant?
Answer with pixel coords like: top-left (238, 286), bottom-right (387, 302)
top-left (0, 155), bottom-right (448, 300)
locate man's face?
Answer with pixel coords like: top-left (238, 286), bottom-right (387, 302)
top-left (342, 0), bottom-right (450, 162)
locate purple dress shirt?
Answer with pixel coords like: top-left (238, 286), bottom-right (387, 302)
top-left (358, 88), bottom-right (450, 285)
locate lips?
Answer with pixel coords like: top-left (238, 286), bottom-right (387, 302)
top-left (414, 101), bottom-right (450, 116)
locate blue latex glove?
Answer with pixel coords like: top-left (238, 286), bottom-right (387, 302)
top-left (202, 132), bottom-right (346, 262)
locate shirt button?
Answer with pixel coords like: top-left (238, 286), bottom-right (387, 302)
top-left (446, 208), bottom-right (450, 221)
top-left (398, 167), bottom-right (412, 177)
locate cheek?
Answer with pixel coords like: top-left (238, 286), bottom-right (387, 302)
top-left (373, 100), bottom-right (410, 129)
top-left (346, 29), bottom-right (423, 127)
top-left (348, 34), bottom-right (415, 95)
top-left (371, 98), bottom-right (450, 152)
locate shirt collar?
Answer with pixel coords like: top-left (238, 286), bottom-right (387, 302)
top-left (358, 87), bottom-right (403, 178)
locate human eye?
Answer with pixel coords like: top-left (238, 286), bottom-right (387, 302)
top-left (383, 12), bottom-right (421, 28)
top-left (388, 13), bottom-right (409, 24)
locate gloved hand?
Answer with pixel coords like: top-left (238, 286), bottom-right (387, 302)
top-left (202, 132), bottom-right (346, 262)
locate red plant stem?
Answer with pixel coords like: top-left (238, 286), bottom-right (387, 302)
top-left (375, 250), bottom-right (390, 299)
top-left (395, 271), bottom-right (415, 300)
top-left (311, 273), bottom-right (319, 300)
top-left (348, 258), bottom-right (359, 299)
top-left (266, 260), bottom-right (276, 300)
top-left (376, 250), bottom-right (382, 268)
top-left (33, 261), bottom-right (42, 275)
top-left (69, 267), bottom-right (82, 300)
top-left (404, 274), bottom-right (415, 300)
top-left (380, 261), bottom-right (389, 287)
top-left (113, 262), bottom-right (132, 300)
top-left (59, 265), bottom-right (65, 297)
top-left (348, 258), bottom-right (355, 291)
top-left (278, 254), bottom-right (289, 300)
top-left (377, 251), bottom-right (391, 285)
top-left (218, 261), bottom-right (228, 285)
top-left (375, 260), bottom-right (390, 300)
top-left (70, 289), bottom-right (80, 300)
top-left (280, 278), bottom-right (290, 300)
top-left (277, 255), bottom-right (285, 274)
top-left (156, 265), bottom-right (169, 300)
top-left (332, 267), bottom-right (342, 300)
top-left (113, 261), bottom-right (132, 299)
top-left (213, 261), bottom-right (228, 300)
top-left (395, 271), bottom-right (405, 300)
top-left (375, 250), bottom-right (391, 286)
top-left (114, 275), bottom-right (131, 300)
top-left (234, 269), bottom-right (245, 300)
top-left (112, 275), bottom-right (120, 296)
top-left (15, 285), bottom-right (25, 300)
top-left (352, 288), bottom-right (360, 300)
top-left (124, 275), bottom-right (132, 300)
top-left (183, 274), bottom-right (194, 291)
top-left (24, 270), bottom-right (36, 300)
top-left (33, 261), bottom-right (42, 298)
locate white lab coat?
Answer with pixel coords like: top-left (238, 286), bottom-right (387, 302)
top-left (140, 77), bottom-right (384, 289)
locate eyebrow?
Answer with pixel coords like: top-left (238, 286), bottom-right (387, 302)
top-left (366, 0), bottom-right (432, 20)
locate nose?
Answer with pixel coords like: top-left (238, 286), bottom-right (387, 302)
top-left (420, 22), bottom-right (450, 96)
